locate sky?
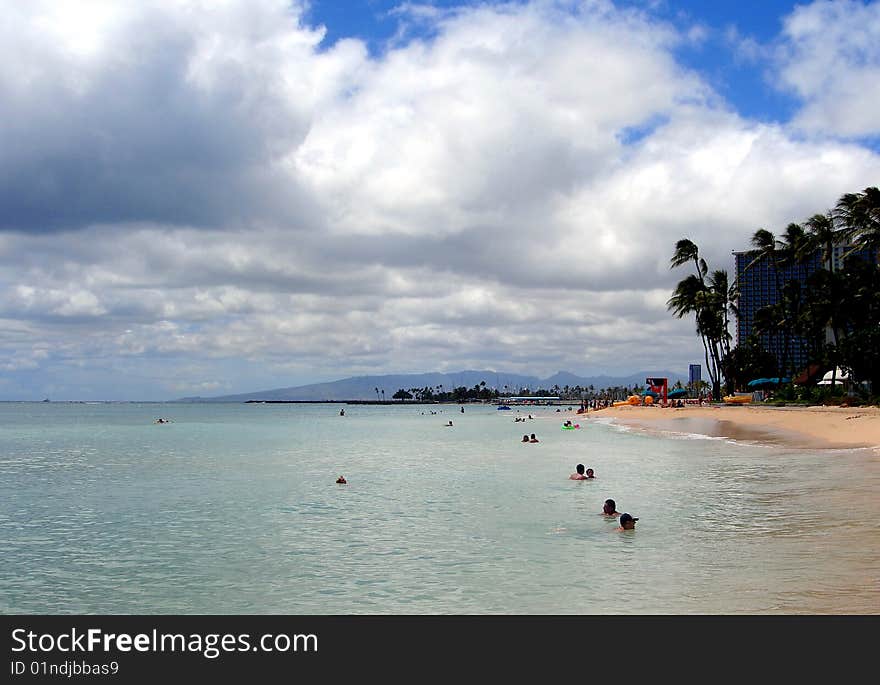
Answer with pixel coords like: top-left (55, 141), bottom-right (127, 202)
top-left (1, 0), bottom-right (879, 400)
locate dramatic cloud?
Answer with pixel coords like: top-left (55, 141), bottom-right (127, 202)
top-left (1, 0), bottom-right (879, 399)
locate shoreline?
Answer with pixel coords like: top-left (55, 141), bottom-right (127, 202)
top-left (588, 404), bottom-right (880, 451)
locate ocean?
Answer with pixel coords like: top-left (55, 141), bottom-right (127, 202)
top-left (1, 402), bottom-right (878, 614)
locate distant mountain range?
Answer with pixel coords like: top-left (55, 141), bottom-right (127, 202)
top-left (178, 369), bottom-right (688, 402)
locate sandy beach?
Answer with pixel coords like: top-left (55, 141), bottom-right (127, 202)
top-left (591, 404), bottom-right (880, 450)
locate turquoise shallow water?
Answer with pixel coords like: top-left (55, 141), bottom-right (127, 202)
top-left (1, 402), bottom-right (878, 614)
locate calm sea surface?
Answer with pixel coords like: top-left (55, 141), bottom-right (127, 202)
top-left (1, 402), bottom-right (878, 614)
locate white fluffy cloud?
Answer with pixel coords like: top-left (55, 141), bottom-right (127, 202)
top-left (1, 0), bottom-right (879, 399)
top-left (774, 0), bottom-right (880, 137)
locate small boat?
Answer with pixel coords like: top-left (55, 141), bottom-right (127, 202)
top-left (723, 393), bottom-right (752, 404)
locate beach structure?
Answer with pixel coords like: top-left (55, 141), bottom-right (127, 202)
top-left (817, 368), bottom-right (849, 385)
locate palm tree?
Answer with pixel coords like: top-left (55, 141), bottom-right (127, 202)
top-left (804, 213), bottom-right (841, 272)
top-left (668, 271), bottom-right (721, 399)
top-left (747, 228), bottom-right (790, 377)
top-left (802, 212), bottom-right (849, 384)
top-left (835, 186), bottom-right (880, 257)
top-left (669, 239), bottom-right (728, 400)
top-left (670, 239), bottom-right (706, 285)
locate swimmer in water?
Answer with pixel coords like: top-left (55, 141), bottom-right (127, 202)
top-left (522, 434), bottom-right (530, 443)
top-left (616, 513), bottom-right (638, 531)
top-left (336, 476), bottom-right (347, 484)
top-left (569, 464), bottom-right (588, 480)
top-left (602, 499), bottom-right (620, 517)
top-left (585, 468), bottom-right (595, 479)
top-left (446, 420), bottom-right (453, 427)
top-left (529, 433), bottom-right (539, 443)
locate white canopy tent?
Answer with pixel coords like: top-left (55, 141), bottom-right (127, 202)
top-left (817, 368), bottom-right (850, 385)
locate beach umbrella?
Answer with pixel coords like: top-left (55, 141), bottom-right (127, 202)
top-left (747, 377), bottom-right (790, 388)
top-left (642, 389), bottom-right (659, 398)
top-left (667, 388), bottom-right (688, 399)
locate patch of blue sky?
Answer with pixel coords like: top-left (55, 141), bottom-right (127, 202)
top-left (305, 0), bottom-right (467, 55)
top-left (616, 114), bottom-right (669, 146)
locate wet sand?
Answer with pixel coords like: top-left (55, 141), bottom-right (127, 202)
top-left (590, 404), bottom-right (880, 450)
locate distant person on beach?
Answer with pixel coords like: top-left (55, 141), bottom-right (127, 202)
top-left (336, 476), bottom-right (347, 484)
top-left (570, 464), bottom-right (588, 480)
top-left (585, 468), bottom-right (595, 479)
top-left (529, 433), bottom-right (539, 443)
top-left (616, 513), bottom-right (638, 531)
top-left (602, 499), bottom-right (620, 516)
top-left (522, 434), bottom-right (530, 442)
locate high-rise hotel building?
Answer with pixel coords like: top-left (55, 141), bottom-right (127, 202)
top-left (732, 246), bottom-right (876, 375)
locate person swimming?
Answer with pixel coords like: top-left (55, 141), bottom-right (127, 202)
top-left (616, 513), bottom-right (638, 531)
top-left (522, 434), bottom-right (530, 442)
top-left (585, 468), bottom-right (595, 479)
top-left (529, 433), bottom-right (539, 443)
top-left (446, 420), bottom-right (453, 427)
top-left (336, 476), bottom-right (347, 484)
top-left (569, 464), bottom-right (588, 480)
top-left (602, 499), bottom-right (620, 516)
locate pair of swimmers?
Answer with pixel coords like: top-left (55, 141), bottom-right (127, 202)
top-left (569, 464), bottom-right (594, 480)
top-left (602, 498), bottom-right (638, 531)
top-left (521, 433), bottom-right (539, 443)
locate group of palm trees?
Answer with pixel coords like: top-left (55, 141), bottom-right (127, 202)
top-left (669, 186), bottom-right (879, 399)
top-left (390, 381), bottom-right (689, 403)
